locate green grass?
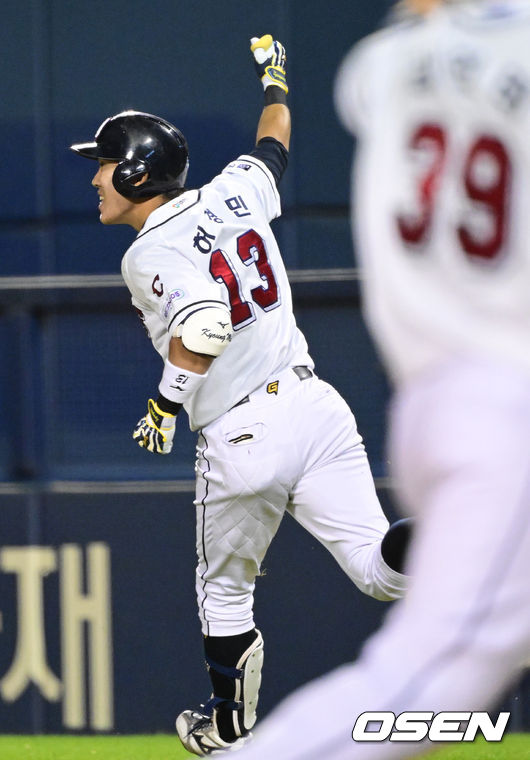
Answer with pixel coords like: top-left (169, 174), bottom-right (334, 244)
top-left (0, 735), bottom-right (192, 760)
top-left (0, 734), bottom-right (528, 759)
top-left (425, 734), bottom-right (530, 759)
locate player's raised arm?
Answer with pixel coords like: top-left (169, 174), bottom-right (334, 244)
top-left (251, 35), bottom-right (291, 151)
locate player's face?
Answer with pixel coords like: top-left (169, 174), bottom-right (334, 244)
top-left (91, 160), bottom-right (136, 225)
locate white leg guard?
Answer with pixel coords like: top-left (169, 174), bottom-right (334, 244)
top-left (234, 630), bottom-right (264, 734)
top-left (206, 629), bottom-right (265, 739)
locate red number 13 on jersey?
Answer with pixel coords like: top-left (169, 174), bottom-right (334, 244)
top-left (209, 229), bottom-right (280, 329)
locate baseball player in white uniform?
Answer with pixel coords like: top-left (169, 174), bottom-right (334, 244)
top-left (231, 2), bottom-right (530, 759)
top-left (70, 35), bottom-right (411, 755)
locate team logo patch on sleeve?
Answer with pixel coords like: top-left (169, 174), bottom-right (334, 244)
top-left (267, 381), bottom-right (279, 395)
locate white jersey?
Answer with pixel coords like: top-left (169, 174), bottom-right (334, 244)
top-left (335, 0), bottom-right (530, 387)
top-left (121, 155), bottom-right (312, 429)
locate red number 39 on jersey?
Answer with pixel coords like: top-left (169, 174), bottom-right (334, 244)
top-left (396, 122), bottom-right (511, 263)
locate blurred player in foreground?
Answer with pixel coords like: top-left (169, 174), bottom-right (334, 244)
top-left (70, 35), bottom-right (411, 756)
top-left (235, 1), bottom-right (530, 758)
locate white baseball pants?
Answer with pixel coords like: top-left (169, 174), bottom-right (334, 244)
top-left (235, 358), bottom-right (530, 759)
top-left (194, 366), bottom-right (407, 637)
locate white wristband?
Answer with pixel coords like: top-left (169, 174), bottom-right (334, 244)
top-left (158, 359), bottom-right (208, 404)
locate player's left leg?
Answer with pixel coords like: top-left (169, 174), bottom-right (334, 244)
top-left (177, 408), bottom-right (292, 754)
top-left (287, 379), bottom-right (410, 600)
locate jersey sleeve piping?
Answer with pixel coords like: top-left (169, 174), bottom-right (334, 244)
top-left (226, 156), bottom-right (279, 198)
top-left (167, 299), bottom-right (228, 333)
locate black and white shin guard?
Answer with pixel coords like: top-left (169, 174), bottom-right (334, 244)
top-left (203, 628), bottom-right (264, 742)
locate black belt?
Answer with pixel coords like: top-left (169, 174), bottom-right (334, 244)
top-left (232, 366), bottom-right (313, 409)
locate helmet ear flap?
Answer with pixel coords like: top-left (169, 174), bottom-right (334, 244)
top-left (112, 158), bottom-right (150, 198)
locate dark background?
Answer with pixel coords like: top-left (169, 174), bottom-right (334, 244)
top-left (0, 0), bottom-right (527, 736)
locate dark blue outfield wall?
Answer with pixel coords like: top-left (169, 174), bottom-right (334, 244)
top-left (0, 486), bottom-right (529, 734)
top-left (0, 485), bottom-right (388, 734)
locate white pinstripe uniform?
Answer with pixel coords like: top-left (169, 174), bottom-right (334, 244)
top-left (235, 2), bottom-right (530, 758)
top-left (122, 153), bottom-right (407, 638)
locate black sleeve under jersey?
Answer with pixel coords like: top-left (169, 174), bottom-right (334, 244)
top-left (248, 137), bottom-right (289, 187)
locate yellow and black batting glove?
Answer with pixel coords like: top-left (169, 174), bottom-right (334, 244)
top-left (250, 34), bottom-right (288, 93)
top-left (132, 399), bottom-right (176, 455)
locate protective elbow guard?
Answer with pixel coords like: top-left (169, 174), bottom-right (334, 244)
top-left (175, 306), bottom-right (233, 357)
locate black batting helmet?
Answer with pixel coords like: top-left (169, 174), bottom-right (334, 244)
top-left (70, 110), bottom-right (189, 199)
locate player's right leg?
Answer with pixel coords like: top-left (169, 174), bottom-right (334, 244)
top-left (287, 377), bottom-right (410, 601)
